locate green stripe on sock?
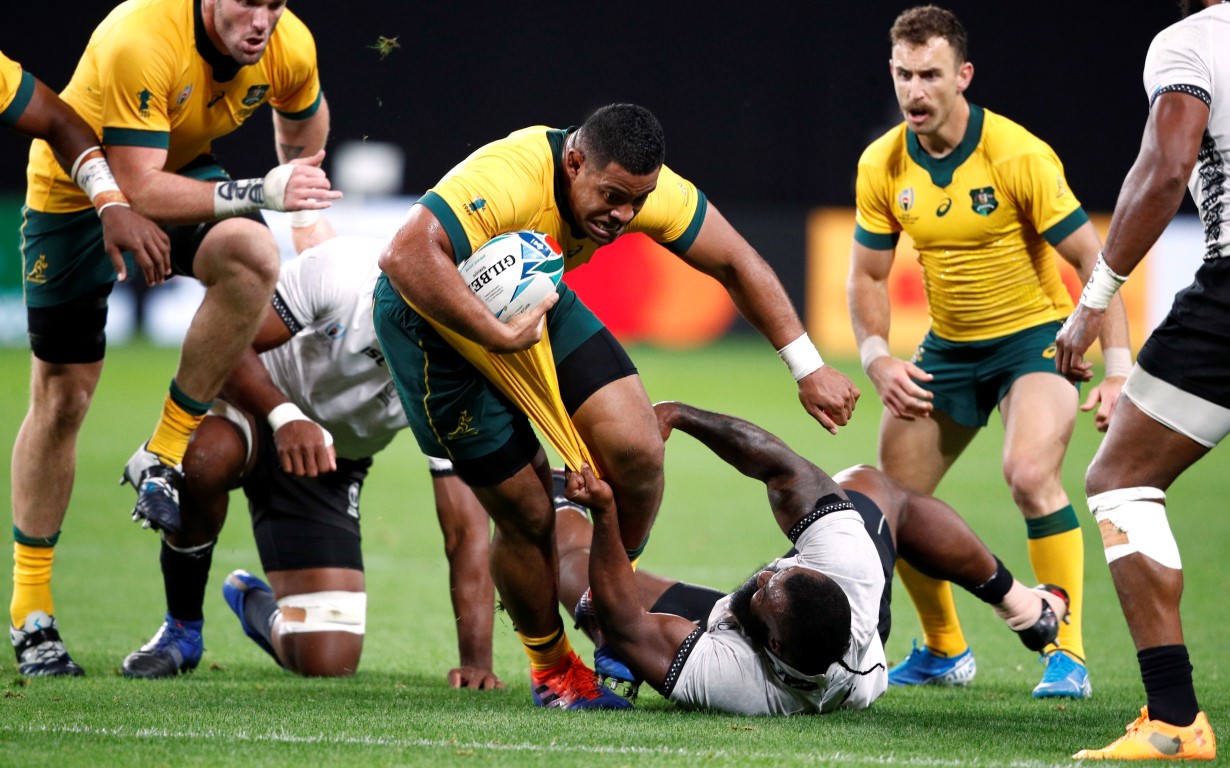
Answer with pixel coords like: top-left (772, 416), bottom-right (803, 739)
top-left (1026, 505), bottom-right (1080, 539)
top-left (13, 525), bottom-right (59, 547)
top-left (169, 379), bottom-right (213, 416)
top-left (625, 534), bottom-right (650, 563)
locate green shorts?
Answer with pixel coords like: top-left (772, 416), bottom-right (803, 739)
top-left (913, 321), bottom-right (1074, 428)
top-left (372, 273), bottom-right (615, 482)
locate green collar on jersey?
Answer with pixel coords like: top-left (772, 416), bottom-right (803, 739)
top-left (195, 0), bottom-right (243, 83)
top-left (549, 127), bottom-right (587, 241)
top-left (906, 103), bottom-right (985, 188)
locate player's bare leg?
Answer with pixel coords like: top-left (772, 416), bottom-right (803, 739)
top-left (1000, 373), bottom-right (1088, 697)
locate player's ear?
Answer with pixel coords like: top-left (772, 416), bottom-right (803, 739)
top-left (956, 60), bottom-right (974, 93)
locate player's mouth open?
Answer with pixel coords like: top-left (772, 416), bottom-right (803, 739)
top-left (589, 220), bottom-right (623, 241)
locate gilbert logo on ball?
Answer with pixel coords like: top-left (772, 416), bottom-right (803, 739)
top-left (459, 231), bottom-right (565, 322)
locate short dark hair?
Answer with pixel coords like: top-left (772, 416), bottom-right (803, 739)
top-left (576, 103), bottom-right (665, 176)
top-left (778, 572), bottom-right (852, 675)
top-left (890, 5), bottom-right (969, 63)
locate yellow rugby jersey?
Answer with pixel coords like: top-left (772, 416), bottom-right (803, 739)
top-left (854, 105), bottom-right (1087, 341)
top-left (0, 50), bottom-right (35, 127)
top-left (418, 126), bottom-right (707, 269)
top-left (25, 0), bottom-right (321, 213)
top-left (410, 126), bottom-right (706, 474)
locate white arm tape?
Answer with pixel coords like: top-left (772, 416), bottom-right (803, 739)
top-left (1102, 347), bottom-right (1133, 379)
top-left (266, 402), bottom-right (334, 447)
top-left (777, 333), bottom-right (825, 381)
top-left (859, 335), bottom-right (890, 374)
top-left (212, 163), bottom-right (297, 218)
top-left (1079, 252), bottom-right (1128, 310)
top-left (289, 209), bottom-right (320, 228)
top-left (70, 146), bottom-right (128, 213)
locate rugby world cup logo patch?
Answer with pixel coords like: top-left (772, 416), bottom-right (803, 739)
top-left (898, 187), bottom-right (915, 212)
top-left (509, 232), bottom-right (564, 304)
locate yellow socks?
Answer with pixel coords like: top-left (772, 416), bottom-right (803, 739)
top-left (519, 624), bottom-right (572, 672)
top-left (897, 559), bottom-right (968, 657)
top-left (1027, 505), bottom-right (1085, 658)
top-left (146, 380), bottom-right (211, 466)
top-left (11, 534), bottom-right (57, 627)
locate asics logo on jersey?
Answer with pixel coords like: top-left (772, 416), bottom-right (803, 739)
top-left (566, 245), bottom-right (583, 259)
top-left (936, 197), bottom-right (952, 217)
top-left (207, 91), bottom-right (225, 108)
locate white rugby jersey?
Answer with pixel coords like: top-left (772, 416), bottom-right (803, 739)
top-left (261, 236), bottom-right (407, 460)
top-left (668, 507), bottom-right (888, 715)
top-left (1144, 2), bottom-right (1230, 260)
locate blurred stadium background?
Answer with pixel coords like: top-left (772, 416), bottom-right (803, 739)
top-left (0, 1), bottom-right (1190, 352)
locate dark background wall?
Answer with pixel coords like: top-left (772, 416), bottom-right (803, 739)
top-left (2, 1), bottom-right (1185, 313)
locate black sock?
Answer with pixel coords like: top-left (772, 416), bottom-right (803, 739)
top-left (649, 582), bottom-right (725, 623)
top-left (964, 556), bottom-right (1013, 604)
top-left (1139, 645), bottom-right (1200, 727)
top-left (242, 587), bottom-right (279, 646)
top-left (161, 538), bottom-right (215, 622)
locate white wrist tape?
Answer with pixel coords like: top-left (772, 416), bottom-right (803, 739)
top-left (70, 146), bottom-right (129, 215)
top-left (1102, 347), bottom-right (1133, 379)
top-left (212, 163), bottom-right (298, 218)
top-left (859, 335), bottom-right (890, 374)
top-left (267, 402), bottom-right (334, 447)
top-left (777, 333), bottom-right (824, 381)
top-left (289, 209), bottom-right (320, 228)
top-left (1079, 252), bottom-right (1128, 310)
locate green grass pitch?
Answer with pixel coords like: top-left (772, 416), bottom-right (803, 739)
top-left (0, 339), bottom-right (1226, 767)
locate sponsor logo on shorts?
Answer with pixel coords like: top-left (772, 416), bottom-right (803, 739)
top-left (447, 410), bottom-right (479, 440)
top-left (346, 482), bottom-right (361, 519)
top-left (25, 254), bottom-right (48, 284)
top-left (1042, 344), bottom-right (1057, 359)
top-left (970, 186), bottom-right (998, 216)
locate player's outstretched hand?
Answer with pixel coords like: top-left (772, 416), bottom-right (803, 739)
top-left (1080, 375), bottom-right (1124, 433)
top-left (798, 366), bottom-right (860, 434)
top-left (1055, 304), bottom-right (1102, 383)
top-left (565, 462), bottom-right (614, 514)
top-left (493, 291), bottom-right (558, 353)
top-left (282, 150), bottom-right (343, 211)
top-left (866, 356), bottom-right (933, 421)
top-left (448, 665), bottom-right (505, 690)
top-left (100, 204), bottom-right (170, 286)
top-left (273, 419), bottom-right (337, 477)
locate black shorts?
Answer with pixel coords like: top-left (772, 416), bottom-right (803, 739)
top-left (1137, 256), bottom-right (1230, 409)
top-left (244, 421), bottom-right (370, 573)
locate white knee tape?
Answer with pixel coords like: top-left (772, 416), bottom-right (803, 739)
top-left (1088, 487), bottom-right (1182, 569)
top-left (276, 591), bottom-right (367, 635)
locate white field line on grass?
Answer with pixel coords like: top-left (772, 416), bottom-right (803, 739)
top-left (3, 722), bottom-right (1079, 768)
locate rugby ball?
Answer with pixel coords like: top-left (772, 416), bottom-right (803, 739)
top-left (459, 231), bottom-right (565, 322)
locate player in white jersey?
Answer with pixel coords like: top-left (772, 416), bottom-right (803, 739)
top-left (1057, 0), bottom-right (1226, 760)
top-left (121, 237), bottom-right (502, 688)
top-left (565, 402), bottom-right (1070, 715)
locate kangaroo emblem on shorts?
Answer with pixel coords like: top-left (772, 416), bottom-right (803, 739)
top-left (447, 410), bottom-right (479, 439)
top-left (25, 254), bottom-right (49, 284)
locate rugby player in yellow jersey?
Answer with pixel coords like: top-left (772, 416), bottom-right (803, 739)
top-left (10, 0), bottom-right (340, 677)
top-left (846, 6), bottom-right (1130, 698)
top-left (374, 103), bottom-right (859, 709)
top-left (1, 50), bottom-right (169, 285)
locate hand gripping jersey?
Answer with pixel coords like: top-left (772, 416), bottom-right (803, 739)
top-left (1144, 2), bottom-right (1230, 260)
top-left (25, 0), bottom-right (321, 213)
top-left (0, 50), bottom-right (34, 127)
top-left (667, 505), bottom-right (888, 715)
top-left (263, 236), bottom-right (406, 460)
top-left (854, 105), bottom-right (1090, 342)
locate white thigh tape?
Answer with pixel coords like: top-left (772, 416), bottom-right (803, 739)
top-left (276, 590), bottom-right (367, 635)
top-left (1089, 487), bottom-right (1182, 569)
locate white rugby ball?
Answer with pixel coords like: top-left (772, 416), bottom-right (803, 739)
top-left (459, 230), bottom-right (565, 322)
